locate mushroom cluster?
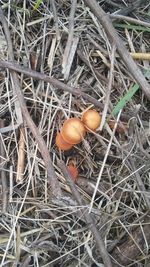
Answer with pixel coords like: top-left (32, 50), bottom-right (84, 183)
top-left (56, 109), bottom-right (128, 182)
top-left (56, 109), bottom-right (101, 151)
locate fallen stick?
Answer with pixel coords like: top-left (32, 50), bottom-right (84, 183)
top-left (0, 60), bottom-right (103, 109)
top-left (0, 119), bottom-right (8, 213)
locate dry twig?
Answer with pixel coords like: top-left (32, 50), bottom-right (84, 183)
top-left (100, 45), bottom-right (116, 131)
top-left (62, 0), bottom-right (77, 80)
top-left (0, 60), bottom-right (104, 109)
top-left (16, 127), bottom-right (26, 183)
top-left (0, 119), bottom-right (8, 213)
top-left (110, 14), bottom-right (150, 28)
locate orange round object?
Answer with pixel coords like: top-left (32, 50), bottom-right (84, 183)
top-left (55, 132), bottom-right (73, 151)
top-left (67, 165), bottom-right (78, 181)
top-left (81, 109), bottom-right (101, 131)
top-left (61, 118), bottom-right (86, 145)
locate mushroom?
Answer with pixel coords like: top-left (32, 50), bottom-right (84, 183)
top-left (56, 132), bottom-right (73, 151)
top-left (81, 109), bottom-right (101, 131)
top-left (67, 164), bottom-right (78, 182)
top-left (61, 118), bottom-right (86, 144)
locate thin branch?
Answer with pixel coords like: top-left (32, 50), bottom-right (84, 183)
top-left (50, 0), bottom-right (61, 41)
top-left (100, 45), bottom-right (116, 131)
top-left (83, 0), bottom-right (150, 100)
top-left (0, 119), bottom-right (8, 213)
top-left (0, 7), bottom-right (62, 198)
top-left (62, 0), bottom-right (77, 79)
top-left (0, 60), bottom-right (104, 109)
top-left (59, 160), bottom-right (113, 267)
top-left (110, 14), bottom-right (150, 28)
top-left (89, 111), bottom-right (122, 213)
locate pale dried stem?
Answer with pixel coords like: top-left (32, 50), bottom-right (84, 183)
top-left (16, 127), bottom-right (26, 183)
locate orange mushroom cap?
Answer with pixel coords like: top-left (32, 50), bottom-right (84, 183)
top-left (56, 132), bottom-right (73, 151)
top-left (61, 118), bottom-right (86, 145)
top-left (67, 165), bottom-right (78, 182)
top-left (81, 109), bottom-right (101, 131)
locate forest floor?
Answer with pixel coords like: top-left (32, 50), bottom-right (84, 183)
top-left (0, 0), bottom-right (150, 266)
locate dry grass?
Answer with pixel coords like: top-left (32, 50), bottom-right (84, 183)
top-left (0, 0), bottom-right (150, 266)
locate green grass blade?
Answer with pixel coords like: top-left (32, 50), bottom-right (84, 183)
top-left (112, 68), bottom-right (150, 116)
top-left (33, 0), bottom-right (43, 10)
top-left (113, 23), bottom-right (150, 32)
